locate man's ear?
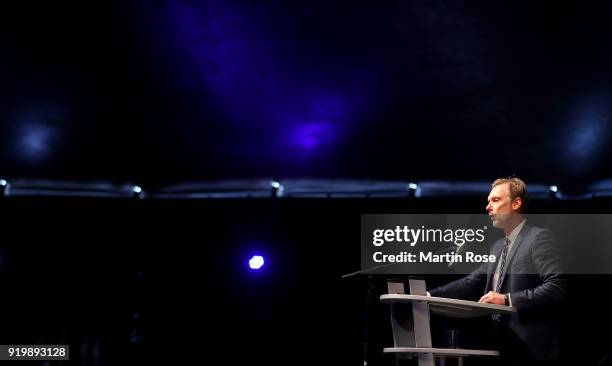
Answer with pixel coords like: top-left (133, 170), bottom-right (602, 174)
top-left (512, 197), bottom-right (522, 212)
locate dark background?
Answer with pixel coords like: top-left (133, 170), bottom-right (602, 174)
top-left (2, 0), bottom-right (612, 365)
top-left (0, 195), bottom-right (610, 365)
top-left (1, 1), bottom-right (612, 187)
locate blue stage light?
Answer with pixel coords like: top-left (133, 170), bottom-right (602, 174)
top-left (249, 255), bottom-right (265, 270)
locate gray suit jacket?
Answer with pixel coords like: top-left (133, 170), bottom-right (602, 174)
top-left (429, 222), bottom-right (566, 360)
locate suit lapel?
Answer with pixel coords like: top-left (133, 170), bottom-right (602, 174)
top-left (498, 223), bottom-right (530, 290)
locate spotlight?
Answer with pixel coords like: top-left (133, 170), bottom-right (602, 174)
top-left (248, 255), bottom-right (265, 270)
top-left (132, 185), bottom-right (144, 199)
top-left (0, 179), bottom-right (9, 197)
top-left (270, 181), bottom-right (283, 197)
top-left (407, 182), bottom-right (419, 198)
top-left (549, 185), bottom-right (560, 199)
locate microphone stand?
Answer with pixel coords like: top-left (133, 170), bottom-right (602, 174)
top-left (342, 264), bottom-right (397, 366)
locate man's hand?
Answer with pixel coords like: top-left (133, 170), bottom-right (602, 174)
top-left (479, 291), bottom-right (505, 305)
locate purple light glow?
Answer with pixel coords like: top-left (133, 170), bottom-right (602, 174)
top-left (15, 122), bottom-right (58, 162)
top-left (292, 122), bottom-right (334, 150)
top-left (156, 0), bottom-right (374, 164)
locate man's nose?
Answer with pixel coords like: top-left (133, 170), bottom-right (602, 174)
top-left (486, 202), bottom-right (492, 212)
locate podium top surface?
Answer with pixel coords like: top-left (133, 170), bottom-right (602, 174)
top-left (380, 294), bottom-right (517, 318)
top-left (384, 347), bottom-right (499, 357)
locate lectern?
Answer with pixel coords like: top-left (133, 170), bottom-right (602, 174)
top-left (381, 277), bottom-right (516, 366)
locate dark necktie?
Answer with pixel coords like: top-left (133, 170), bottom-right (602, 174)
top-left (495, 238), bottom-right (511, 293)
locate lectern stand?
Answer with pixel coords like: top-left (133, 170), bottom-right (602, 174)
top-left (381, 278), bottom-right (516, 366)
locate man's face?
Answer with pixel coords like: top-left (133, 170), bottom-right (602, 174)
top-left (486, 183), bottom-right (520, 228)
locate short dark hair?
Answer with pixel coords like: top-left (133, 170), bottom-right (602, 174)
top-left (491, 176), bottom-right (529, 213)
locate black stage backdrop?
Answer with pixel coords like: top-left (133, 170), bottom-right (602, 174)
top-left (0, 196), bottom-right (610, 365)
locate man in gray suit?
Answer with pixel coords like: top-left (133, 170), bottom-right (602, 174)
top-left (429, 177), bottom-right (566, 365)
